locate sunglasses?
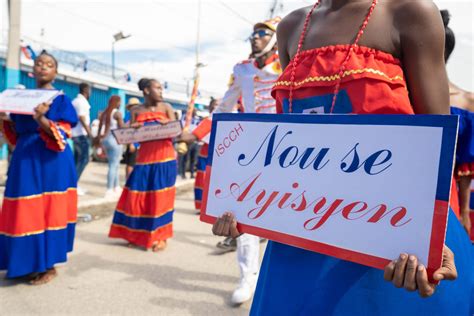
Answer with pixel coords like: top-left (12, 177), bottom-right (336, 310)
top-left (250, 29), bottom-right (274, 40)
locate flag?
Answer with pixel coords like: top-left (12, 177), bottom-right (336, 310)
top-left (21, 45), bottom-right (37, 60)
top-left (184, 72), bottom-right (200, 129)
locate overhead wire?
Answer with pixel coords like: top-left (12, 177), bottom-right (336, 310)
top-left (36, 0), bottom-right (196, 53)
top-left (216, 1), bottom-right (255, 26)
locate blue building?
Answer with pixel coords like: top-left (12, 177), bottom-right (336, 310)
top-left (0, 57), bottom-right (211, 159)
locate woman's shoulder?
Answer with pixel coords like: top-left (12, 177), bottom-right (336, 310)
top-left (159, 101), bottom-right (173, 110)
top-left (53, 93), bottom-right (73, 106)
top-left (390, 0), bottom-right (441, 31)
top-left (277, 7), bottom-right (308, 36)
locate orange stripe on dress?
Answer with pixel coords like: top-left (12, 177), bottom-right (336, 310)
top-left (198, 144), bottom-right (209, 157)
top-left (136, 111), bottom-right (169, 123)
top-left (193, 118), bottom-right (212, 141)
top-left (109, 223), bottom-right (173, 248)
top-left (195, 171), bottom-right (206, 188)
top-left (39, 121), bottom-right (69, 152)
top-left (136, 139), bottom-right (176, 165)
top-left (0, 189), bottom-right (77, 236)
top-left (1, 121), bottom-right (17, 146)
top-left (116, 187), bottom-right (176, 217)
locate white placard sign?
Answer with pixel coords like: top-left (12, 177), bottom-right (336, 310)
top-left (201, 113), bottom-right (458, 280)
top-left (112, 120), bottom-right (182, 144)
top-left (0, 89), bottom-right (61, 114)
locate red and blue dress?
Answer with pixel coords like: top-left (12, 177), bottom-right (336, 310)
top-left (109, 111), bottom-right (177, 248)
top-left (250, 3), bottom-right (473, 313)
top-left (192, 118), bottom-right (212, 210)
top-left (251, 45), bottom-right (474, 316)
top-left (0, 94), bottom-right (78, 278)
top-left (451, 106), bottom-right (474, 240)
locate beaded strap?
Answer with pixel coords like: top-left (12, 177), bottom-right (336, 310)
top-left (288, 0), bottom-right (378, 114)
top-left (288, 0), bottom-right (321, 114)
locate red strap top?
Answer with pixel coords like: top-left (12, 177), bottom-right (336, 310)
top-left (272, 0), bottom-right (414, 116)
top-left (136, 111), bottom-right (169, 123)
top-left (272, 44), bottom-right (413, 115)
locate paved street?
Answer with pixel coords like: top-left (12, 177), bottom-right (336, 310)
top-left (0, 189), bottom-right (266, 315)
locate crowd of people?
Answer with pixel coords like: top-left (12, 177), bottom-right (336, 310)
top-left (0, 0), bottom-right (473, 314)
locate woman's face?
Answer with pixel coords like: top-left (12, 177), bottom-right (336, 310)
top-left (146, 80), bottom-right (163, 102)
top-left (33, 54), bottom-right (57, 85)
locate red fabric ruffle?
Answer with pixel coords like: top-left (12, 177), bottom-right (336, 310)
top-left (1, 121), bottom-right (17, 146)
top-left (456, 162), bottom-right (474, 180)
top-left (39, 120), bottom-right (71, 152)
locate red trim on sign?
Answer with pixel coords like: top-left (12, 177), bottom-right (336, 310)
top-left (200, 166), bottom-right (449, 283)
top-left (202, 209), bottom-right (390, 270)
top-left (199, 165), bottom-right (213, 217)
top-left (426, 200), bottom-right (449, 284)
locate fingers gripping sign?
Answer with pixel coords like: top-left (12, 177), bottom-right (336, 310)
top-left (212, 212), bottom-right (242, 239)
top-left (384, 246), bottom-right (457, 297)
top-left (33, 101), bottom-right (52, 120)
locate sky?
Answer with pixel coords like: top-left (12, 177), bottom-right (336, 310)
top-left (1, 0), bottom-right (473, 95)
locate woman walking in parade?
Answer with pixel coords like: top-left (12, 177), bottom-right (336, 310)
top-left (96, 95), bottom-right (125, 198)
top-left (109, 78), bottom-right (177, 252)
top-left (213, 0), bottom-right (473, 314)
top-left (0, 51), bottom-right (78, 285)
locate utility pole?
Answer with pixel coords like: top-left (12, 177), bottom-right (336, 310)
top-left (184, 0), bottom-right (203, 127)
top-left (112, 31), bottom-right (131, 80)
top-left (5, 0), bottom-right (21, 88)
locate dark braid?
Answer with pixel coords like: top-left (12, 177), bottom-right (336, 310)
top-left (440, 10), bottom-right (455, 63)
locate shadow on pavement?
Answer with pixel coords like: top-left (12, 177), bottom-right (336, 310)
top-left (64, 253), bottom-right (239, 310)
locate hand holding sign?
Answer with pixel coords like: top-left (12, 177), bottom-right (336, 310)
top-left (0, 112), bottom-right (9, 121)
top-left (202, 113), bottom-right (459, 286)
top-left (112, 120), bottom-right (182, 145)
top-left (384, 245), bottom-right (457, 297)
top-left (33, 101), bottom-right (52, 120)
top-left (212, 212), bottom-right (242, 239)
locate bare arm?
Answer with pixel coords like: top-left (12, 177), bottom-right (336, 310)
top-left (164, 103), bottom-right (175, 121)
top-left (79, 115), bottom-right (92, 137)
top-left (396, 1), bottom-right (449, 115)
top-left (276, 14), bottom-right (295, 70)
top-left (275, 7), bottom-right (307, 70)
top-left (114, 111), bottom-right (125, 129)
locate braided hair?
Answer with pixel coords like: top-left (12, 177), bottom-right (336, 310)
top-left (440, 10), bottom-right (455, 63)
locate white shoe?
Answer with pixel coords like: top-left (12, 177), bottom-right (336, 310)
top-left (77, 186), bottom-right (87, 196)
top-left (231, 275), bottom-right (257, 305)
top-left (104, 189), bottom-right (116, 199)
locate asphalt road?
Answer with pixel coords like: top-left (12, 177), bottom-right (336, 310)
top-left (0, 191), bottom-right (265, 316)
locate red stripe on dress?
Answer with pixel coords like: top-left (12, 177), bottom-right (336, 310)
top-left (136, 139), bottom-right (176, 165)
top-left (193, 118), bottom-right (212, 141)
top-left (117, 187), bottom-right (176, 218)
top-left (1, 121), bottom-right (17, 146)
top-left (0, 189), bottom-right (77, 236)
top-left (109, 223), bottom-right (173, 249)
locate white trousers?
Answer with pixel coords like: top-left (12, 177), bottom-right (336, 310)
top-left (237, 234), bottom-right (260, 280)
